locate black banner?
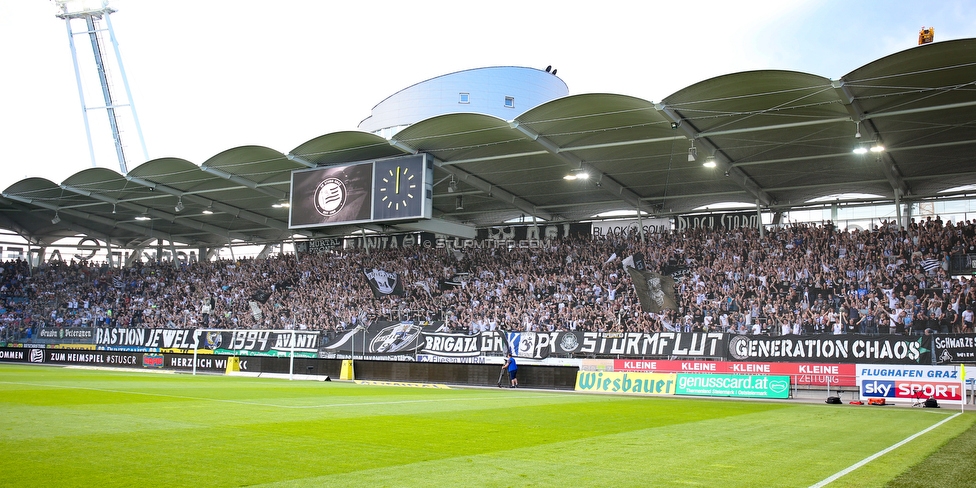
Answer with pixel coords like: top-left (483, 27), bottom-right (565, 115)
top-left (0, 347), bottom-right (30, 362)
top-left (726, 334), bottom-right (929, 364)
top-left (363, 268), bottom-right (405, 298)
top-left (322, 321), bottom-right (424, 358)
top-left (675, 212), bottom-right (761, 230)
top-left (344, 232), bottom-right (435, 250)
top-left (94, 328), bottom-right (198, 349)
top-left (91, 328), bottom-right (320, 355)
top-left (437, 223), bottom-right (591, 250)
top-left (43, 349), bottom-right (142, 367)
top-left (294, 238), bottom-right (343, 254)
top-left (36, 327), bottom-right (94, 343)
top-left (934, 334), bottom-right (976, 364)
top-left (423, 331), bottom-right (507, 358)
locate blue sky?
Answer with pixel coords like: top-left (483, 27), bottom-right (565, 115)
top-left (0, 0), bottom-right (973, 191)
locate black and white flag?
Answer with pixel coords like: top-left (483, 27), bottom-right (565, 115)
top-left (626, 267), bottom-right (678, 313)
top-left (364, 268), bottom-right (405, 298)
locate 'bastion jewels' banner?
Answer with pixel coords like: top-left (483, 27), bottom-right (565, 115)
top-left (674, 374), bottom-right (791, 399)
top-left (92, 328), bottom-right (320, 357)
top-left (726, 334), bottom-right (930, 364)
top-left (575, 371), bottom-right (677, 395)
top-left (857, 364), bottom-right (965, 404)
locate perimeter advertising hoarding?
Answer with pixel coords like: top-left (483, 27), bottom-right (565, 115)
top-left (675, 374), bottom-right (791, 399)
top-left (612, 359), bottom-right (856, 387)
top-left (575, 371), bottom-right (677, 395)
top-left (857, 364), bottom-right (965, 404)
top-left (0, 348), bottom-right (250, 372)
top-left (0, 347), bottom-right (28, 362)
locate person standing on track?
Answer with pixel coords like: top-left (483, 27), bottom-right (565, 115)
top-left (504, 352), bottom-right (518, 388)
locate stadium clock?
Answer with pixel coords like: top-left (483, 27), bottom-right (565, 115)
top-left (372, 156), bottom-right (426, 221)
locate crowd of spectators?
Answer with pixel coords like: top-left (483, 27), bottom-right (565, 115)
top-left (1, 216), bottom-right (976, 342)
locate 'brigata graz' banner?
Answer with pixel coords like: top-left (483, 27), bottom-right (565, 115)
top-left (726, 334), bottom-right (932, 364)
top-left (428, 330), bottom-right (726, 360)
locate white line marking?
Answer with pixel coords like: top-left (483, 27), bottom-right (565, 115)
top-left (809, 412), bottom-right (962, 487)
top-left (0, 380), bottom-right (559, 409)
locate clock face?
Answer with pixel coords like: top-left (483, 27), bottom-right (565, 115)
top-left (372, 156), bottom-right (425, 221)
top-left (379, 165), bottom-right (417, 211)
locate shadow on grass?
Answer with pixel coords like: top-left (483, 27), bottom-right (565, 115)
top-left (888, 413), bottom-right (976, 488)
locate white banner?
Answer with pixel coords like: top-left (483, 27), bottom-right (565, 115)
top-left (590, 218), bottom-right (671, 238)
top-left (857, 363), bottom-right (965, 405)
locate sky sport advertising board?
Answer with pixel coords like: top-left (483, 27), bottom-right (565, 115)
top-left (857, 364), bottom-right (966, 404)
top-left (674, 374), bottom-right (791, 399)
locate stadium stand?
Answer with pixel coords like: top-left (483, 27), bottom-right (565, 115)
top-left (2, 217), bottom-right (975, 344)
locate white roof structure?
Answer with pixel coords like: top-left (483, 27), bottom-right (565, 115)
top-left (3, 39), bottom-right (976, 248)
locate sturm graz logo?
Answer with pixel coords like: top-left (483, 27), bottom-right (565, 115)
top-left (313, 177), bottom-right (346, 217)
top-left (205, 332), bottom-right (222, 349)
top-left (728, 335), bottom-right (750, 360)
top-left (370, 323), bottom-right (423, 353)
top-left (559, 333), bottom-right (580, 352)
top-left (29, 349), bottom-right (44, 363)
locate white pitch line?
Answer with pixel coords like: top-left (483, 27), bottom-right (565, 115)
top-left (0, 380), bottom-right (558, 409)
top-left (809, 412), bottom-right (962, 488)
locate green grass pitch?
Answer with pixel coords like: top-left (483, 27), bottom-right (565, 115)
top-left (1, 363), bottom-right (974, 487)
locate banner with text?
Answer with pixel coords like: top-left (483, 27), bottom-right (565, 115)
top-left (857, 364), bottom-right (965, 404)
top-left (726, 334), bottom-right (931, 365)
top-left (589, 218), bottom-right (671, 238)
top-left (575, 371), bottom-right (677, 395)
top-left (92, 328), bottom-right (320, 357)
top-left (613, 359), bottom-right (856, 387)
top-left (675, 374), bottom-right (791, 399)
top-left (934, 334), bottom-right (976, 364)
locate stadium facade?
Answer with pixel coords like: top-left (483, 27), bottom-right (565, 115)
top-left (358, 66), bottom-right (569, 139)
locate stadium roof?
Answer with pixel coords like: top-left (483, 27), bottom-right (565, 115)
top-left (3, 38), bottom-right (976, 248)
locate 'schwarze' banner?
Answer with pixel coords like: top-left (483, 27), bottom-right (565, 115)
top-left (934, 335), bottom-right (975, 364)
